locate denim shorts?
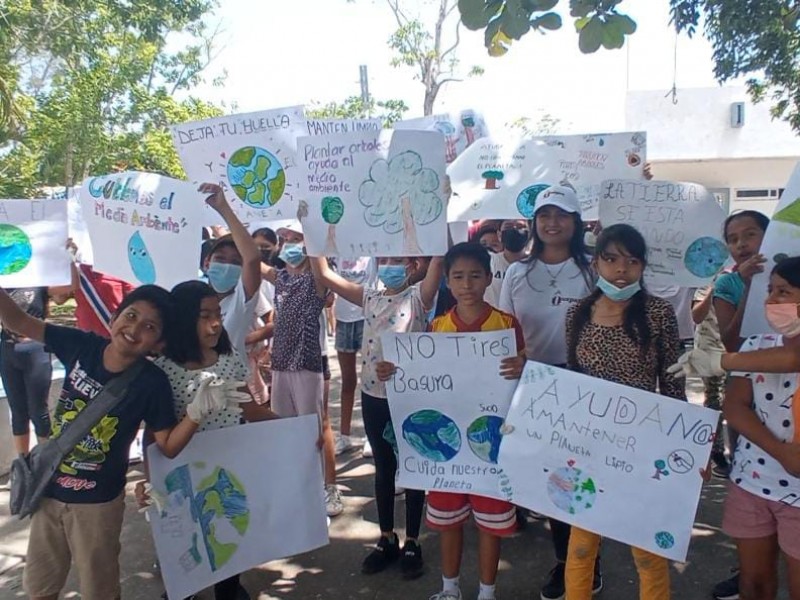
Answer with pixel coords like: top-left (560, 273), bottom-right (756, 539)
top-left (335, 319), bottom-right (364, 353)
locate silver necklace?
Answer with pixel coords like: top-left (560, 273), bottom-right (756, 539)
top-left (543, 261), bottom-right (569, 288)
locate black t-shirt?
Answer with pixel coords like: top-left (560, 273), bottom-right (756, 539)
top-left (44, 325), bottom-right (177, 503)
top-left (1, 287), bottom-right (48, 342)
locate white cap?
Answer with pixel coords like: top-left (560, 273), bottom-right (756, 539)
top-left (276, 220), bottom-right (303, 238)
top-left (535, 185), bottom-right (581, 215)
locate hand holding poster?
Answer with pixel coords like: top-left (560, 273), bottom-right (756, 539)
top-left (742, 162), bottom-right (800, 336)
top-left (297, 129), bottom-right (448, 257)
top-left (147, 415), bottom-right (328, 600)
top-left (381, 331), bottom-right (519, 498)
top-left (447, 131), bottom-right (646, 221)
top-left (598, 180), bottom-right (730, 287)
top-left (171, 107), bottom-right (307, 224)
top-left (394, 109), bottom-right (488, 164)
top-left (497, 362), bottom-right (718, 561)
top-left (79, 172), bottom-right (205, 289)
top-left (0, 199), bottom-right (71, 286)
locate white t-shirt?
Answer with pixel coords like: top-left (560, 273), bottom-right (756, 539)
top-left (484, 252), bottom-right (511, 309)
top-left (650, 285), bottom-right (695, 340)
top-left (154, 352), bottom-right (249, 432)
top-left (499, 258), bottom-right (594, 365)
top-left (219, 279), bottom-right (259, 364)
top-left (361, 285), bottom-right (428, 398)
top-left (731, 334), bottom-right (800, 504)
top-left (334, 257), bottom-right (378, 323)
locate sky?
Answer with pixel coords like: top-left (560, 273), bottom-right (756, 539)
top-left (188, 0), bottom-right (746, 134)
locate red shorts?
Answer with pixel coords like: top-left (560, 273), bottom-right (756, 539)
top-left (426, 491), bottom-right (516, 537)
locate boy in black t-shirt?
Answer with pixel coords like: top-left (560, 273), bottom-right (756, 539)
top-left (0, 284), bottom-right (230, 600)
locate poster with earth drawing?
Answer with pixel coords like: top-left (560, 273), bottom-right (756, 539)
top-left (599, 180), bottom-right (729, 287)
top-left (497, 362), bottom-right (718, 561)
top-left (146, 415), bottom-right (328, 600)
top-left (742, 162), bottom-right (800, 336)
top-left (0, 199), bottom-right (71, 287)
top-left (171, 107), bottom-right (307, 225)
top-left (381, 330), bottom-right (519, 499)
top-left (297, 129), bottom-right (447, 257)
top-left (447, 131), bottom-right (647, 221)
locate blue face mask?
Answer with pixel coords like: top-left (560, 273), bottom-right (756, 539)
top-left (597, 275), bottom-right (641, 302)
top-left (378, 264), bottom-right (408, 290)
top-left (207, 262), bottom-right (241, 294)
top-left (279, 243), bottom-right (306, 267)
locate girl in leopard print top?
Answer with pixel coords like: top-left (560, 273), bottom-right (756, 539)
top-left (563, 224), bottom-right (686, 600)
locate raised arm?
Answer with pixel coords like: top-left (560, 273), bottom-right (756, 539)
top-left (309, 256), bottom-right (364, 307)
top-left (722, 345), bottom-right (800, 373)
top-left (0, 288), bottom-right (45, 342)
top-left (199, 183), bottom-right (261, 301)
top-left (420, 256), bottom-right (444, 311)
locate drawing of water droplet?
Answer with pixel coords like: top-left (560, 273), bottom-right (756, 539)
top-left (128, 231), bottom-right (156, 284)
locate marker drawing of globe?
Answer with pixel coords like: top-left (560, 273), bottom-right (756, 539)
top-left (516, 184), bottom-right (551, 218)
top-left (402, 409), bottom-right (461, 462)
top-left (227, 146), bottom-right (286, 208)
top-left (0, 224), bottom-right (32, 275)
top-left (547, 466), bottom-right (598, 515)
top-left (467, 416), bottom-right (504, 463)
top-left (684, 236), bottom-right (728, 278)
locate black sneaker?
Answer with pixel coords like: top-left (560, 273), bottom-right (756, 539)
top-left (711, 570), bottom-right (740, 600)
top-left (593, 556), bottom-right (604, 595)
top-left (540, 562), bottom-right (565, 600)
top-left (361, 534), bottom-right (400, 575)
top-left (400, 539), bottom-right (424, 579)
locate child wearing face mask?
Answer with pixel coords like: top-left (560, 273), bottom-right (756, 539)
top-left (310, 254), bottom-right (442, 580)
top-left (200, 184), bottom-right (262, 361)
top-left (482, 219), bottom-right (530, 309)
top-left (564, 224), bottom-right (686, 600)
top-left (718, 256), bottom-right (800, 600)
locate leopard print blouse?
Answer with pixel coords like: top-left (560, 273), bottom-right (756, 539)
top-left (565, 295), bottom-right (686, 400)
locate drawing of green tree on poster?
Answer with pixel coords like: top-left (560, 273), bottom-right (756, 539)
top-left (321, 196), bottom-right (344, 254)
top-left (358, 151), bottom-right (443, 255)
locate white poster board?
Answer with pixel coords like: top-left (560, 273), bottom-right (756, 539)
top-left (171, 107), bottom-right (307, 224)
top-left (382, 331), bottom-right (518, 498)
top-left (0, 199), bottom-right (71, 286)
top-left (147, 415), bottom-right (328, 600)
top-left (598, 180), bottom-right (730, 287)
top-left (394, 109), bottom-right (488, 164)
top-left (742, 162), bottom-right (800, 336)
top-left (305, 117), bottom-right (381, 136)
top-left (498, 362), bottom-right (718, 561)
top-left (297, 129), bottom-right (448, 258)
top-left (67, 190), bottom-right (94, 265)
top-left (79, 172), bottom-right (205, 289)
top-left (447, 131), bottom-right (647, 221)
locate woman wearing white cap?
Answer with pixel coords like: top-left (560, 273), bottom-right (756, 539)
top-left (498, 185), bottom-right (602, 600)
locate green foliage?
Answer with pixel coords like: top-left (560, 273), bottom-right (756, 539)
top-left (307, 96), bottom-right (409, 128)
top-left (0, 0), bottom-right (224, 197)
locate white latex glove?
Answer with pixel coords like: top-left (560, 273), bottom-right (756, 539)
top-left (185, 375), bottom-right (250, 423)
top-left (667, 348), bottom-right (725, 379)
top-left (137, 482), bottom-right (166, 514)
top-left (206, 378), bottom-right (251, 408)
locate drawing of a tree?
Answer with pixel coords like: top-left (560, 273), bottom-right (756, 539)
top-left (461, 114), bottom-right (476, 146)
top-left (358, 150), bottom-right (443, 255)
top-left (482, 170), bottom-right (504, 190)
top-left (321, 196), bottom-right (345, 254)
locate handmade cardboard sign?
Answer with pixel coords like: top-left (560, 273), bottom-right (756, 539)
top-left (0, 199), bottom-right (71, 286)
top-left (297, 129), bottom-right (447, 257)
top-left (447, 132), bottom-right (647, 221)
top-left (147, 416), bottom-right (328, 600)
top-left (599, 180), bottom-right (729, 286)
top-left (497, 362), bottom-right (718, 561)
top-left (394, 109), bottom-right (488, 163)
top-left (382, 331), bottom-right (519, 499)
top-left (79, 172), bottom-right (204, 288)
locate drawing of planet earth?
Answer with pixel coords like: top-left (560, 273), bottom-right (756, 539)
top-left (684, 236), bottom-right (729, 278)
top-left (516, 184), bottom-right (551, 218)
top-left (0, 224), bottom-right (32, 275)
top-left (547, 466), bottom-right (598, 515)
top-left (402, 409), bottom-right (461, 462)
top-left (654, 531), bottom-right (675, 550)
top-left (466, 416), bottom-right (504, 463)
top-left (227, 146), bottom-right (285, 208)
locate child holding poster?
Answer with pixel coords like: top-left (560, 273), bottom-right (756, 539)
top-left (564, 224), bottom-right (686, 600)
top-left (718, 256), bottom-right (800, 600)
top-left (309, 252), bottom-right (442, 579)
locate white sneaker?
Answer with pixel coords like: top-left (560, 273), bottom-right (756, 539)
top-left (334, 434), bottom-right (354, 455)
top-left (362, 439), bottom-right (373, 458)
top-left (429, 590), bottom-right (462, 600)
top-left (325, 484), bottom-right (343, 517)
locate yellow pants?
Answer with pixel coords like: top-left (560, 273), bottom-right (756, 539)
top-left (565, 527), bottom-right (670, 600)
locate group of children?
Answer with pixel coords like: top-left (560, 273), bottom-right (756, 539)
top-left (2, 174), bottom-right (800, 600)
